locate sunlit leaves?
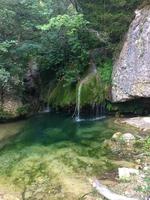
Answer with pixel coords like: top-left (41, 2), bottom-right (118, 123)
top-left (0, 41), bottom-right (17, 53)
top-left (38, 14), bottom-right (88, 33)
top-left (0, 68), bottom-right (10, 88)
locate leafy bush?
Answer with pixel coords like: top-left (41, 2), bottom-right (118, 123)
top-left (0, 108), bottom-right (12, 120)
top-left (16, 105), bottom-right (30, 116)
top-left (143, 137), bottom-right (150, 151)
top-left (99, 60), bottom-right (113, 84)
top-left (38, 13), bottom-right (89, 85)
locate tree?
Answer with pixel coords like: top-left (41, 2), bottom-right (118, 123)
top-left (0, 68), bottom-right (10, 107)
top-left (38, 13), bottom-right (90, 85)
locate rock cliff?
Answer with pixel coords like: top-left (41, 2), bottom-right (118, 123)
top-left (112, 7), bottom-right (150, 102)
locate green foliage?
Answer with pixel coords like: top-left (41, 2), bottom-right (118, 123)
top-left (143, 137), bottom-right (150, 152)
top-left (0, 68), bottom-right (11, 107)
top-left (48, 73), bottom-right (107, 107)
top-left (62, 68), bottom-right (80, 86)
top-left (48, 81), bottom-right (76, 107)
top-left (0, 108), bottom-right (13, 120)
top-left (0, 68), bottom-right (10, 89)
top-left (16, 43), bottom-right (42, 59)
top-left (0, 0), bottom-right (146, 111)
top-left (38, 14), bottom-right (88, 31)
top-left (38, 13), bottom-right (89, 85)
top-left (78, 0), bottom-right (141, 56)
top-left (99, 60), bottom-right (113, 84)
top-left (106, 102), bottom-right (118, 112)
top-left (0, 41), bottom-right (16, 53)
top-left (16, 105), bottom-right (30, 116)
top-left (80, 74), bottom-right (105, 106)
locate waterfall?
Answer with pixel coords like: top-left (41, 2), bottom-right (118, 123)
top-left (75, 83), bottom-right (106, 122)
top-left (40, 104), bottom-right (51, 113)
top-left (75, 82), bottom-right (83, 122)
top-left (75, 69), bottom-right (106, 122)
top-left (44, 105), bottom-right (51, 113)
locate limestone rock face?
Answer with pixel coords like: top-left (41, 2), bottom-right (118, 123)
top-left (3, 95), bottom-right (22, 116)
top-left (112, 8), bottom-right (150, 102)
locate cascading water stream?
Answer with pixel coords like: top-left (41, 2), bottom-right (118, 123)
top-left (75, 81), bottom-right (106, 122)
top-left (75, 59), bottom-right (105, 122)
top-left (40, 103), bottom-right (51, 113)
top-left (76, 82), bottom-right (83, 122)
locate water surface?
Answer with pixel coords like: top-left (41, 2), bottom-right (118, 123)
top-left (0, 113), bottom-right (137, 199)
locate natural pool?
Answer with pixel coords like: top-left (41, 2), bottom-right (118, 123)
top-left (0, 113), bottom-right (138, 200)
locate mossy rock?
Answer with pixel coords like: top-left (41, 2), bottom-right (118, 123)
top-left (79, 73), bottom-right (105, 106)
top-left (48, 73), bottom-right (107, 108)
top-left (48, 81), bottom-right (76, 107)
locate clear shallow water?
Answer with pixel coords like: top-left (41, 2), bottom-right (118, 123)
top-left (1, 113), bottom-right (114, 147)
top-left (0, 113), bottom-right (137, 199)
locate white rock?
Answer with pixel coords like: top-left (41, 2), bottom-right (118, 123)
top-left (121, 133), bottom-right (135, 143)
top-left (118, 167), bottom-right (139, 179)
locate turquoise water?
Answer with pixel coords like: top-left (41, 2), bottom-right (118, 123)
top-left (0, 113), bottom-right (135, 199)
top-left (2, 113), bottom-right (114, 148)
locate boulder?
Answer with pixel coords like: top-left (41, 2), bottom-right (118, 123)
top-left (112, 132), bottom-right (122, 141)
top-left (121, 117), bottom-right (150, 131)
top-left (112, 7), bottom-right (150, 102)
top-left (118, 167), bottom-right (139, 180)
top-left (121, 133), bottom-right (136, 145)
top-left (105, 132), bottom-right (136, 156)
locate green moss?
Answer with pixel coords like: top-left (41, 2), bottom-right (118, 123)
top-left (48, 72), bottom-right (110, 108)
top-left (79, 73), bottom-right (105, 106)
top-left (48, 81), bottom-right (76, 107)
top-left (99, 60), bottom-right (113, 84)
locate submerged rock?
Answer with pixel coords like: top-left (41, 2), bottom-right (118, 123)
top-left (112, 7), bottom-right (150, 102)
top-left (105, 132), bottom-right (136, 156)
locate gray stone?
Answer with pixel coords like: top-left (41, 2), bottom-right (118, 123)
top-left (121, 117), bottom-right (150, 131)
top-left (121, 133), bottom-right (136, 144)
top-left (112, 7), bottom-right (150, 102)
top-left (118, 167), bottom-right (139, 180)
